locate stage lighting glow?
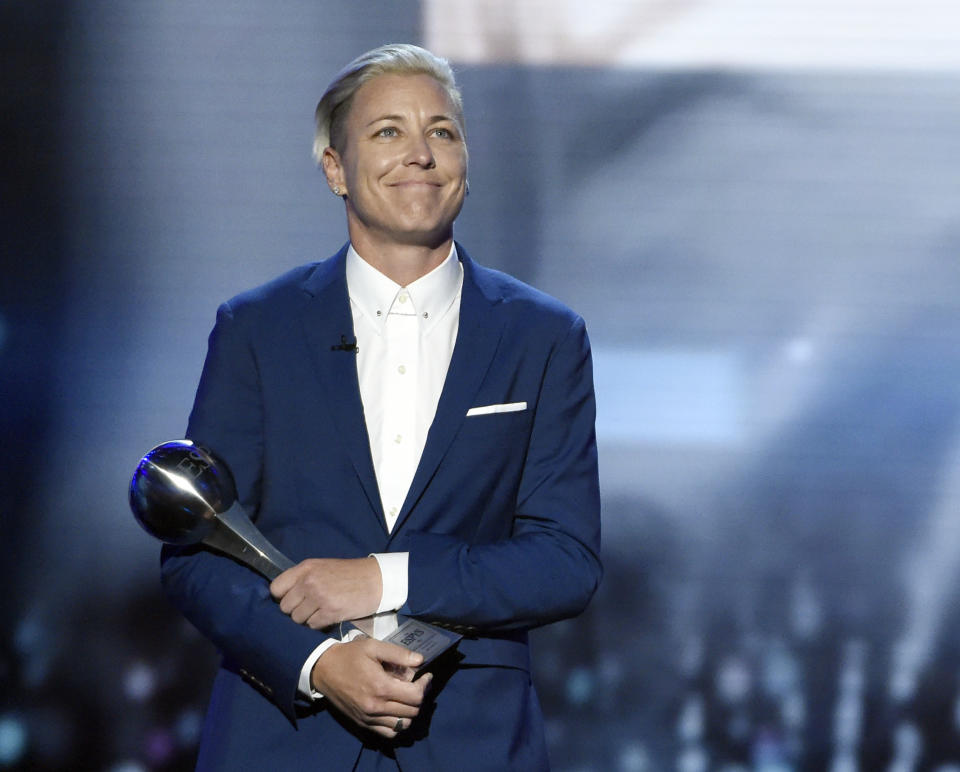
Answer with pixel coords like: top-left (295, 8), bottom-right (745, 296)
top-left (593, 348), bottom-right (742, 445)
top-left (781, 691), bottom-right (806, 731)
top-left (677, 694), bottom-right (705, 742)
top-left (839, 640), bottom-right (867, 697)
top-left (892, 438), bottom-right (960, 709)
top-left (617, 742), bottom-right (651, 772)
top-left (761, 642), bottom-right (798, 699)
top-left (123, 662), bottom-right (156, 701)
top-left (716, 655), bottom-right (751, 704)
top-left (105, 761), bottom-right (147, 772)
top-left (752, 727), bottom-right (791, 770)
top-left (564, 666), bottom-right (595, 707)
top-left (830, 752), bottom-right (857, 772)
top-left (890, 722), bottom-right (923, 768)
top-left (12, 617), bottom-right (51, 689)
top-left (425, 0), bottom-right (960, 70)
top-left (597, 652), bottom-right (623, 691)
top-left (143, 728), bottom-right (175, 765)
top-left (12, 617), bottom-right (41, 655)
top-left (174, 708), bottom-right (203, 748)
top-left (677, 744), bottom-right (708, 772)
top-left (0, 715), bottom-right (27, 766)
top-left (783, 337), bottom-right (815, 365)
top-left (889, 638), bottom-right (922, 703)
top-left (789, 573), bottom-right (823, 641)
top-left (832, 693), bottom-right (862, 750)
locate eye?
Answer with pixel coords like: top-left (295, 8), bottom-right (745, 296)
top-left (375, 126), bottom-right (399, 138)
top-left (431, 127), bottom-right (454, 139)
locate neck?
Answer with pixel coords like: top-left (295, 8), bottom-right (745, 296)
top-left (348, 230), bottom-right (453, 286)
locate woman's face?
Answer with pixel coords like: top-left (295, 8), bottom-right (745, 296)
top-left (323, 73), bottom-right (468, 252)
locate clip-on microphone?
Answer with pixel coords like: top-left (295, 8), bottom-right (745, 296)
top-left (331, 335), bottom-right (359, 353)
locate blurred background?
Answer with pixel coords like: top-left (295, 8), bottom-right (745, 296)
top-left (3, 1), bottom-right (960, 770)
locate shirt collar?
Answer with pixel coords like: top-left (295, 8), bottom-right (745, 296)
top-left (346, 243), bottom-right (462, 334)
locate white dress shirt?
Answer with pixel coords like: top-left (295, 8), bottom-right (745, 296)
top-left (298, 243), bottom-right (463, 698)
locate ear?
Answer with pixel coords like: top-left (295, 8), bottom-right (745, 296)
top-left (321, 147), bottom-right (346, 196)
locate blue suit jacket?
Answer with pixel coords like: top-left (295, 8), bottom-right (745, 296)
top-left (161, 244), bottom-right (602, 770)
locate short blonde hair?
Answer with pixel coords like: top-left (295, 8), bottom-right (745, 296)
top-left (313, 43), bottom-right (464, 163)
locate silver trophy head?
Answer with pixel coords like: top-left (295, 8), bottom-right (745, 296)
top-left (129, 440), bottom-right (238, 545)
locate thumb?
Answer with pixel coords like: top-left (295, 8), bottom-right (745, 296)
top-left (370, 639), bottom-right (424, 670)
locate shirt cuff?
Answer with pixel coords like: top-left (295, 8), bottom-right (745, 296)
top-left (371, 552), bottom-right (409, 613)
top-left (298, 639), bottom-right (340, 700)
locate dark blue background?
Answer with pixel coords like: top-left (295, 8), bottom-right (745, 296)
top-left (3, 2), bottom-right (960, 770)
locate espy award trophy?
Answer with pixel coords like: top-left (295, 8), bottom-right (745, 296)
top-left (129, 439), bottom-right (459, 666)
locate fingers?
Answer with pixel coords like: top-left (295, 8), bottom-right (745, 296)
top-left (268, 562), bottom-right (301, 600)
top-left (385, 671), bottom-right (433, 708)
top-left (373, 697), bottom-right (424, 721)
top-left (368, 715), bottom-right (411, 739)
top-left (285, 593), bottom-right (321, 626)
top-left (364, 690), bottom-right (431, 738)
top-left (352, 698), bottom-right (420, 733)
top-left (305, 607), bottom-right (338, 630)
top-left (341, 668), bottom-right (432, 738)
top-left (269, 558), bottom-right (382, 627)
top-left (269, 560), bottom-right (342, 627)
top-left (308, 632), bottom-right (435, 739)
top-left (365, 638), bottom-right (425, 674)
top-left (367, 720), bottom-right (404, 739)
top-left (277, 585), bottom-right (321, 626)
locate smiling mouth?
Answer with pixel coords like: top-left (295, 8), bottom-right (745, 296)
top-left (390, 180), bottom-right (443, 188)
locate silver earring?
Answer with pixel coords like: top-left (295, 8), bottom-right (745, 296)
top-left (333, 186), bottom-right (341, 196)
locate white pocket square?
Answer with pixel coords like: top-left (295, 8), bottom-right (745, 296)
top-left (466, 401), bottom-right (527, 417)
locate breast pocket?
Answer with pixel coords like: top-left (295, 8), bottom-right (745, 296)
top-left (457, 405), bottom-right (532, 438)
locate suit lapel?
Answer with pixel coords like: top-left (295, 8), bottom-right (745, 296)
top-left (390, 248), bottom-right (506, 535)
top-left (299, 246), bottom-right (386, 532)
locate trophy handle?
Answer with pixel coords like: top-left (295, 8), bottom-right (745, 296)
top-left (201, 501), bottom-right (295, 581)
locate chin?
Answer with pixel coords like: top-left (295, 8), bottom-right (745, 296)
top-left (391, 225), bottom-right (453, 249)
top-left (393, 213), bottom-right (452, 237)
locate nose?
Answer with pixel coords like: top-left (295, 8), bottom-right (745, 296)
top-left (405, 134), bottom-right (435, 169)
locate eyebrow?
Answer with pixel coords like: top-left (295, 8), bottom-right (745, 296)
top-left (365, 114), bottom-right (459, 127)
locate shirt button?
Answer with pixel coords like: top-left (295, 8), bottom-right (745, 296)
top-left (394, 434), bottom-right (402, 444)
top-left (389, 506), bottom-right (398, 516)
top-left (398, 293), bottom-right (408, 304)
top-left (398, 365), bottom-right (406, 374)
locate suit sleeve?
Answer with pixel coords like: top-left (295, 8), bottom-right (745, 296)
top-left (394, 315), bottom-right (602, 631)
top-left (160, 301), bottom-right (330, 721)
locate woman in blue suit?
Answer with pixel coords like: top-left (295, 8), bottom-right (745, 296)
top-left (161, 43), bottom-right (602, 771)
